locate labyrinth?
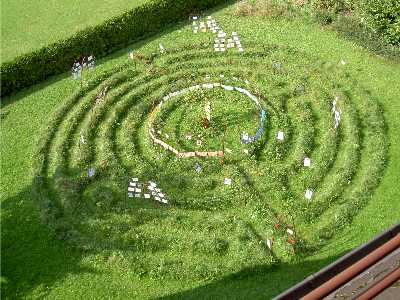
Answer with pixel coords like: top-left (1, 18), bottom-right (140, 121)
top-left (32, 19), bottom-right (387, 280)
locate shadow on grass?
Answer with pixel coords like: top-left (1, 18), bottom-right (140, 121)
top-left (1, 173), bottom-right (353, 299)
top-left (0, 184), bottom-right (96, 299)
top-left (157, 251), bottom-right (349, 300)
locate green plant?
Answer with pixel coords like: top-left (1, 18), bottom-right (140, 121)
top-left (360, 0), bottom-right (400, 45)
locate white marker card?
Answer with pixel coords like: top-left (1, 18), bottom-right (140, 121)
top-left (304, 157), bottom-right (311, 167)
top-left (305, 189), bottom-right (313, 200)
top-left (224, 178), bottom-right (232, 185)
top-left (161, 199), bottom-right (168, 204)
top-left (158, 193), bottom-right (165, 198)
top-left (155, 188), bottom-right (161, 192)
top-left (149, 182), bottom-right (157, 187)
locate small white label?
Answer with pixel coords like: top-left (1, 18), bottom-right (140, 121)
top-left (304, 157), bottom-right (311, 167)
top-left (277, 131), bottom-right (285, 141)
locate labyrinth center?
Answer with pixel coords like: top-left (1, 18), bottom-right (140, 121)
top-left (33, 40), bottom-right (387, 279)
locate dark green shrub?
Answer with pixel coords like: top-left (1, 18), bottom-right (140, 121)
top-left (360, 0), bottom-right (400, 45)
top-left (0, 0), bottom-right (227, 97)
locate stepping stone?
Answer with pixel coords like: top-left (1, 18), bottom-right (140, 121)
top-left (129, 182), bottom-right (137, 187)
top-left (305, 189), bottom-right (313, 200)
top-left (161, 199), bottom-right (168, 204)
top-left (144, 194), bottom-right (151, 199)
top-left (128, 192), bottom-right (134, 198)
top-left (155, 196), bottom-right (161, 201)
top-left (135, 194), bottom-right (141, 198)
top-left (304, 157), bottom-right (311, 167)
top-left (80, 134), bottom-right (85, 144)
top-left (148, 186), bottom-right (154, 191)
top-left (158, 193), bottom-right (165, 198)
top-left (195, 163), bottom-right (202, 173)
top-left (287, 228), bottom-right (294, 235)
top-left (224, 178), bottom-right (232, 185)
top-left (136, 188), bottom-right (142, 193)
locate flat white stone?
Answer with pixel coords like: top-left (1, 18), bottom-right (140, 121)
top-left (305, 189), bottom-right (313, 200)
top-left (88, 168), bottom-right (95, 178)
top-left (144, 194), bottom-right (151, 199)
top-left (220, 74), bottom-right (224, 78)
top-left (128, 192), bottom-right (134, 198)
top-left (287, 228), bottom-right (294, 235)
top-left (267, 239), bottom-right (272, 250)
top-left (155, 196), bottom-right (161, 201)
top-left (243, 149), bottom-right (249, 154)
top-left (158, 193), bottom-right (165, 198)
top-left (192, 16), bottom-right (198, 20)
top-left (135, 193), bottom-right (141, 198)
top-left (238, 48), bottom-right (244, 52)
top-left (149, 181), bottom-right (157, 187)
top-left (148, 186), bottom-right (154, 191)
top-left (220, 48), bottom-right (226, 52)
top-left (132, 177), bottom-right (139, 182)
top-left (155, 188), bottom-right (161, 192)
top-left (129, 182), bottom-right (137, 187)
top-left (277, 131), bottom-right (284, 140)
top-left (222, 85), bottom-right (234, 91)
top-left (152, 191), bottom-right (157, 196)
top-left (304, 157), bottom-right (311, 167)
top-left (215, 48), bottom-right (220, 52)
top-left (136, 188), bottom-right (142, 193)
top-left (224, 178), bottom-right (232, 185)
top-left (128, 187), bottom-right (135, 192)
top-left (161, 199), bottom-right (168, 204)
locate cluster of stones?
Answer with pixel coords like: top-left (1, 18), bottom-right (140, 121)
top-left (127, 178), bottom-right (168, 204)
top-left (191, 16), bottom-right (244, 52)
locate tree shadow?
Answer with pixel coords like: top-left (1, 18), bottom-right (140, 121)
top-left (157, 250), bottom-right (350, 300)
top-left (1, 183), bottom-right (97, 299)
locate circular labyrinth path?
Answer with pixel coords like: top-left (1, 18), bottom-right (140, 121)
top-left (33, 42), bottom-right (387, 280)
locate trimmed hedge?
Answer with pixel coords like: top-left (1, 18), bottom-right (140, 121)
top-left (0, 0), bottom-right (227, 97)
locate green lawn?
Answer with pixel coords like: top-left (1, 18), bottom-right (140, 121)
top-left (1, 2), bottom-right (400, 299)
top-left (0, 0), bottom-right (149, 63)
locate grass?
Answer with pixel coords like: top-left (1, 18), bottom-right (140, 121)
top-left (0, 0), bottom-right (150, 63)
top-left (1, 1), bottom-right (400, 299)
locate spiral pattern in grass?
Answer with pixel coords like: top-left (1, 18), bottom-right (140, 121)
top-left (33, 42), bottom-right (387, 280)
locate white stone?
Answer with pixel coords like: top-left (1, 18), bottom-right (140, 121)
top-left (161, 199), bottom-right (168, 204)
top-left (128, 187), bottom-right (135, 192)
top-left (155, 196), bottom-right (161, 201)
top-left (304, 157), bottom-right (311, 167)
top-left (149, 181), bottom-right (156, 187)
top-left (158, 193), bottom-right (165, 198)
top-left (267, 239), bottom-right (272, 250)
top-left (197, 139), bottom-right (202, 146)
top-left (136, 188), bottom-right (142, 193)
top-left (144, 194), bottom-right (151, 199)
top-left (88, 168), bottom-right (95, 177)
top-left (305, 189), bottom-right (313, 200)
top-left (80, 134), bottom-right (85, 144)
top-left (129, 182), bottom-right (137, 187)
top-left (135, 194), bottom-right (141, 198)
top-left (148, 186), bottom-right (154, 191)
top-left (128, 192), bottom-right (134, 198)
top-left (277, 131), bottom-right (285, 141)
top-left (132, 177), bottom-right (139, 182)
top-left (287, 228), bottom-right (294, 235)
top-left (224, 178), bottom-right (232, 185)
top-left (192, 16), bottom-right (198, 20)
top-left (155, 188), bottom-right (161, 192)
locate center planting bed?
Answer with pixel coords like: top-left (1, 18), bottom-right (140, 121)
top-left (32, 41), bottom-right (387, 281)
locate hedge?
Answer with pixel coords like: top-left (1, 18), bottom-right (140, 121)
top-left (0, 0), bottom-right (228, 97)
